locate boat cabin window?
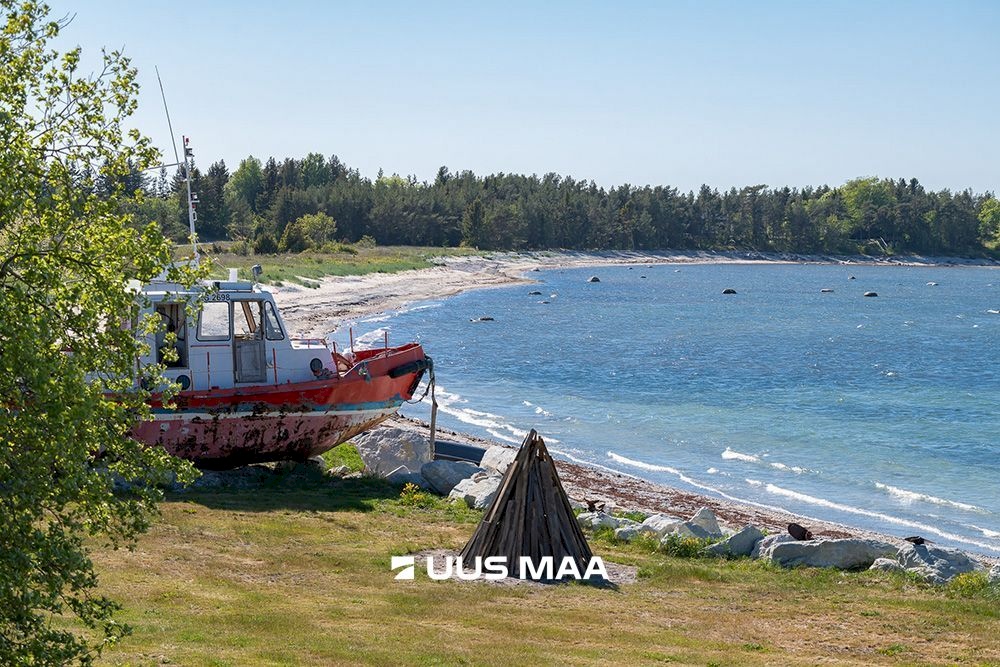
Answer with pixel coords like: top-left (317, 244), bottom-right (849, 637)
top-left (264, 301), bottom-right (284, 341)
top-left (197, 301), bottom-right (231, 341)
top-left (235, 301), bottom-right (264, 341)
top-left (155, 302), bottom-right (188, 367)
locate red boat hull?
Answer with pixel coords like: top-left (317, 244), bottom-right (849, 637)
top-left (135, 343), bottom-right (428, 469)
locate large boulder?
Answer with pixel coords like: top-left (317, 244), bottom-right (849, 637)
top-left (895, 543), bottom-right (985, 584)
top-left (766, 538), bottom-right (897, 570)
top-left (751, 534), bottom-right (797, 560)
top-left (353, 427), bottom-right (432, 475)
top-left (662, 522), bottom-right (712, 541)
top-left (576, 511), bottom-right (632, 531)
top-left (640, 513), bottom-right (685, 536)
top-left (420, 460), bottom-right (484, 495)
top-left (614, 523), bottom-right (652, 541)
top-left (385, 465), bottom-right (429, 489)
top-left (449, 473), bottom-right (502, 509)
top-left (869, 557), bottom-right (905, 574)
top-left (689, 507), bottom-right (723, 538)
top-left (988, 564), bottom-right (1000, 586)
top-left (705, 525), bottom-right (765, 557)
top-left (479, 445), bottom-right (517, 474)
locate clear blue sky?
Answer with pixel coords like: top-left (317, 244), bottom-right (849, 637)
top-left (50, 1), bottom-right (999, 192)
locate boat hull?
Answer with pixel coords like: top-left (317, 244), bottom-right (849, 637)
top-left (134, 344), bottom-right (428, 469)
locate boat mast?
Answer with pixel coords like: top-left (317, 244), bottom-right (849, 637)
top-left (155, 66), bottom-right (199, 263)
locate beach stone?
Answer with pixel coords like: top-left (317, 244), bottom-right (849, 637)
top-left (569, 498), bottom-right (587, 511)
top-left (766, 538), bottom-right (898, 570)
top-left (640, 513), bottom-right (685, 537)
top-left (896, 543), bottom-right (985, 584)
top-left (870, 557), bottom-right (905, 574)
top-left (420, 460), bottom-right (484, 495)
top-left (353, 426), bottom-right (432, 476)
top-left (705, 525), bottom-right (765, 558)
top-left (988, 565), bottom-right (1000, 586)
top-left (614, 523), bottom-right (651, 541)
top-left (449, 474), bottom-right (502, 509)
top-left (662, 521), bottom-right (712, 540)
top-left (751, 534), bottom-right (797, 560)
top-left (479, 445), bottom-right (517, 474)
top-left (385, 465), bottom-right (429, 489)
top-left (576, 511), bottom-right (620, 531)
top-left (689, 507), bottom-right (723, 538)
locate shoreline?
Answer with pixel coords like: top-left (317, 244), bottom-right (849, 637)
top-left (269, 249), bottom-right (999, 563)
top-left (389, 416), bottom-right (999, 565)
top-left (268, 249), bottom-right (999, 339)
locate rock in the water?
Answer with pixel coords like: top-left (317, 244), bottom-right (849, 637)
top-left (869, 557), bottom-right (905, 574)
top-left (705, 525), bottom-right (765, 557)
top-left (479, 445), bottom-right (517, 474)
top-left (863, 291), bottom-right (878, 297)
top-left (471, 316), bottom-right (495, 322)
top-left (751, 534), bottom-right (797, 559)
top-left (352, 427), bottom-right (432, 476)
top-left (640, 513), bottom-right (685, 537)
top-left (420, 460), bottom-right (484, 495)
top-left (722, 288), bottom-right (737, 294)
top-left (587, 276), bottom-right (601, 283)
top-left (820, 288), bottom-right (834, 293)
top-left (689, 507), bottom-right (723, 538)
top-left (766, 538), bottom-right (897, 570)
top-left (448, 474), bottom-right (502, 509)
top-left (528, 290), bottom-right (542, 295)
top-left (988, 564), bottom-right (1000, 585)
top-left (385, 465), bottom-right (429, 489)
top-left (896, 543), bottom-right (985, 584)
top-left (849, 275), bottom-right (857, 280)
top-left (927, 282), bottom-right (938, 286)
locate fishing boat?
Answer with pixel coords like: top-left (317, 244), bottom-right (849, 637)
top-left (130, 136), bottom-right (432, 469)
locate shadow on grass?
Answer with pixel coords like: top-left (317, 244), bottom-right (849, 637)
top-left (168, 470), bottom-right (400, 514)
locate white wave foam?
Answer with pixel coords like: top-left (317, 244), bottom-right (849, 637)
top-left (353, 328), bottom-right (389, 347)
top-left (722, 447), bottom-right (759, 463)
top-left (874, 482), bottom-right (985, 513)
top-left (522, 400), bottom-right (553, 417)
top-left (963, 524), bottom-right (1000, 539)
top-left (770, 462), bottom-right (809, 474)
top-left (435, 386), bottom-right (556, 445)
top-left (759, 482), bottom-right (998, 551)
top-left (706, 467), bottom-right (719, 474)
top-left (608, 452), bottom-right (734, 497)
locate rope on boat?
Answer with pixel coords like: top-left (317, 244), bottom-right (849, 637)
top-left (404, 356), bottom-right (437, 456)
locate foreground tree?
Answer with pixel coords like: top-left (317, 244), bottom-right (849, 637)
top-left (0, 2), bottom-right (196, 663)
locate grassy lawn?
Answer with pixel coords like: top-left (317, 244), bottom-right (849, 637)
top-left (90, 472), bottom-right (999, 666)
top-left (195, 245), bottom-right (479, 287)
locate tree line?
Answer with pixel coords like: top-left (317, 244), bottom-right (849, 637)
top-left (136, 152), bottom-right (1000, 257)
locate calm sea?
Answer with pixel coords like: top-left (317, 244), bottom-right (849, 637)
top-left (337, 263), bottom-right (1000, 554)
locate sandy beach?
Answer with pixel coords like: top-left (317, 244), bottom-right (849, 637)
top-left (269, 249), bottom-right (998, 562)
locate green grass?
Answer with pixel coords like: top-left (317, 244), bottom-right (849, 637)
top-left (321, 442), bottom-right (365, 473)
top-left (90, 477), bottom-right (1000, 666)
top-left (197, 244), bottom-right (479, 287)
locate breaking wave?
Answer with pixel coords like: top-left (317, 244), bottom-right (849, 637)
top-left (749, 480), bottom-right (998, 552)
top-left (874, 482), bottom-right (985, 514)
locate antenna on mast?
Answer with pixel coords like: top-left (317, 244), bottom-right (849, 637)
top-left (155, 66), bottom-right (199, 262)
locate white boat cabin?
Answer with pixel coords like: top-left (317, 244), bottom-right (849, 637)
top-left (140, 277), bottom-right (336, 391)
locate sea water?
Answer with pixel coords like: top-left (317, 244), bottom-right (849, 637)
top-left (336, 263), bottom-right (1000, 554)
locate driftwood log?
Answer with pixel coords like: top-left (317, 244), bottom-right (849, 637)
top-left (461, 429), bottom-right (593, 574)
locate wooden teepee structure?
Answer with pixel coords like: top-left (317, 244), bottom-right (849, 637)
top-left (461, 429), bottom-right (593, 575)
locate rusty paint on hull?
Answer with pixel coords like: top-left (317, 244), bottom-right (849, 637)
top-left (134, 343), bottom-right (427, 469)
